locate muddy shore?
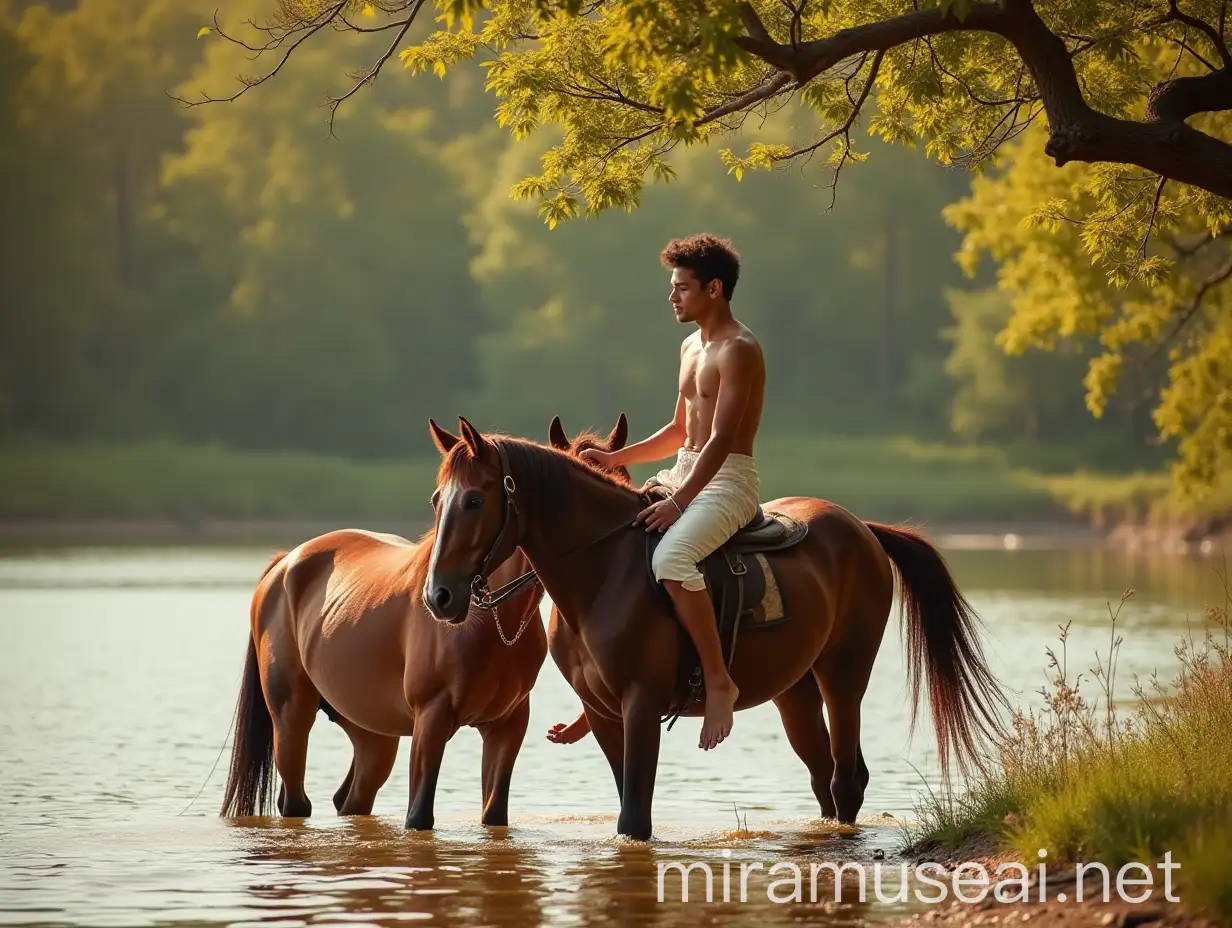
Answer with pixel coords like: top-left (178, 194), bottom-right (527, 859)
top-left (898, 837), bottom-right (1218, 928)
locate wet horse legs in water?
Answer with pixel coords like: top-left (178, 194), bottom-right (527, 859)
top-left (773, 674), bottom-right (839, 819)
top-left (477, 697), bottom-right (531, 826)
top-left (267, 661), bottom-right (319, 818)
top-left (813, 634), bottom-right (880, 823)
top-left (617, 691), bottom-right (666, 841)
top-left (405, 700), bottom-right (458, 831)
top-left (585, 710), bottom-right (626, 802)
top-left (332, 717), bottom-right (400, 816)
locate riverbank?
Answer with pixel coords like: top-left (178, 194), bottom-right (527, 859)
top-left (0, 439), bottom-right (1226, 548)
top-left (899, 602), bottom-right (1232, 927)
top-left (899, 855), bottom-right (1218, 928)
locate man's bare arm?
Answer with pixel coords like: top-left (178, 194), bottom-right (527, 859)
top-left (605, 393), bottom-right (686, 467)
top-left (669, 341), bottom-right (755, 508)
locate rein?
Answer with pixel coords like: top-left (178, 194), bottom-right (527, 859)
top-left (467, 442), bottom-right (639, 644)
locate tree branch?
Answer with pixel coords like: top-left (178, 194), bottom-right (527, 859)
top-left (324, 0), bottom-right (425, 137)
top-left (1145, 66), bottom-right (1232, 121)
top-left (697, 72), bottom-right (793, 126)
top-left (1149, 250), bottom-right (1232, 361)
top-left (1163, 0), bottom-right (1232, 67)
top-left (1166, 222), bottom-right (1232, 257)
top-left (776, 49), bottom-right (883, 160)
top-left (731, 1), bottom-right (1232, 199)
top-left (1139, 176), bottom-right (1168, 259)
top-left (172, 3), bottom-right (348, 107)
top-left (736, 1), bottom-right (1006, 84)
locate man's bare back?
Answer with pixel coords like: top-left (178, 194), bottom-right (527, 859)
top-left (678, 323), bottom-right (765, 457)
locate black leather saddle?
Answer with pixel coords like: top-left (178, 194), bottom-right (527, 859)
top-left (641, 488), bottom-right (808, 726)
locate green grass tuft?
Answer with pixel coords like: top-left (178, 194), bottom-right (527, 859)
top-left (906, 589), bottom-right (1232, 920)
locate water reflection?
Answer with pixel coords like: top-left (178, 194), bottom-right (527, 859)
top-left (228, 818), bottom-right (550, 926)
top-left (217, 816), bottom-right (905, 928)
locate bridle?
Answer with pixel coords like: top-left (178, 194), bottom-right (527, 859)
top-left (463, 440), bottom-right (640, 646)
top-left (466, 443), bottom-right (540, 646)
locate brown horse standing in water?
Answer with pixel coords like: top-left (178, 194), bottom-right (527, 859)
top-left (543, 416), bottom-right (866, 819)
top-left (220, 520), bottom-right (548, 829)
top-left (423, 417), bottom-right (1009, 840)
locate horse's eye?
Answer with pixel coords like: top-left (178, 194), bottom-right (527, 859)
top-left (463, 492), bottom-right (484, 511)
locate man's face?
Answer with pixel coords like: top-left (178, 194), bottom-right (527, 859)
top-left (669, 266), bottom-right (718, 323)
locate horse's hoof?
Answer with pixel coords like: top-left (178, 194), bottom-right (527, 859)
top-left (405, 816), bottom-right (435, 831)
top-left (616, 817), bottom-right (653, 842)
top-left (280, 798), bottom-right (312, 818)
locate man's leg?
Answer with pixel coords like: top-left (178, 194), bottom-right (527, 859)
top-left (651, 500), bottom-right (744, 750)
top-left (662, 580), bottom-right (738, 750)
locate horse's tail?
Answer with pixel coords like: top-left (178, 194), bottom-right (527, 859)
top-left (865, 523), bottom-right (1008, 777)
top-left (220, 551), bottom-right (286, 817)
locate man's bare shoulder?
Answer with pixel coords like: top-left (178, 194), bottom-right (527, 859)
top-left (719, 326), bottom-right (764, 364)
top-left (680, 331), bottom-right (701, 353)
top-left (716, 333), bottom-right (764, 384)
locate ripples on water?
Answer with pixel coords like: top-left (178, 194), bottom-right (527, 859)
top-left (0, 544), bottom-right (1226, 927)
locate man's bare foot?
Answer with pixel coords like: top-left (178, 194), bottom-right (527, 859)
top-left (546, 712), bottom-right (591, 744)
top-left (699, 681), bottom-right (739, 750)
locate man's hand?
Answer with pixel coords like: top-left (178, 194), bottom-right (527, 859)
top-left (579, 448), bottom-right (614, 468)
top-left (635, 497), bottom-right (683, 532)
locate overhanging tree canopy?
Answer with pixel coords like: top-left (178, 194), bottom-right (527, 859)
top-left (185, 0), bottom-right (1232, 497)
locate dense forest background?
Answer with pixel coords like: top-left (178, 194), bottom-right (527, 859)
top-left (0, 0), bottom-right (1160, 479)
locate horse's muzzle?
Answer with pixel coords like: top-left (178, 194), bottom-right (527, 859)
top-left (423, 583), bottom-right (467, 623)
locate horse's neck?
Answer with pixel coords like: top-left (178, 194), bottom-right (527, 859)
top-left (518, 459), bottom-right (639, 617)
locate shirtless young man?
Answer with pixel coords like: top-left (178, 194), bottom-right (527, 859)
top-left (547, 233), bottom-right (766, 751)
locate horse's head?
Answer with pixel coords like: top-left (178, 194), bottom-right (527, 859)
top-left (547, 413), bottom-right (631, 485)
top-left (423, 417), bottom-right (521, 623)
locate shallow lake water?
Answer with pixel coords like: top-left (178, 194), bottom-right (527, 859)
top-left (1, 541), bottom-right (1227, 927)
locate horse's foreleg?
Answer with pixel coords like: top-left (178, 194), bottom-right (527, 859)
top-left (772, 673), bottom-right (838, 819)
top-left (617, 691), bottom-right (662, 840)
top-left (477, 697), bottom-right (530, 827)
top-left (405, 700), bottom-right (457, 831)
top-left (584, 707), bottom-right (625, 802)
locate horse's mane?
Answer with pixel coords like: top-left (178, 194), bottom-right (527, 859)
top-left (565, 430), bottom-right (633, 488)
top-left (403, 525), bottom-right (436, 598)
top-left (440, 434), bottom-right (638, 513)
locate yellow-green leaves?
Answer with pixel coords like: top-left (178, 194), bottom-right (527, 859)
top-left (400, 29), bottom-right (483, 79)
top-left (538, 191), bottom-right (578, 228)
top-left (197, 26), bottom-right (211, 38)
top-left (720, 143), bottom-right (790, 180)
top-left (439, 0), bottom-right (487, 31)
top-left (950, 102), bottom-right (1232, 498)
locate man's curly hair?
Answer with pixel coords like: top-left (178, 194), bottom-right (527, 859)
top-left (660, 234), bottom-right (741, 300)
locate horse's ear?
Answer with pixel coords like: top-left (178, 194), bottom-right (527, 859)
top-left (457, 416), bottom-right (485, 457)
top-left (548, 415), bottom-right (569, 451)
top-left (429, 418), bottom-right (460, 454)
top-left (608, 412), bottom-right (629, 451)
